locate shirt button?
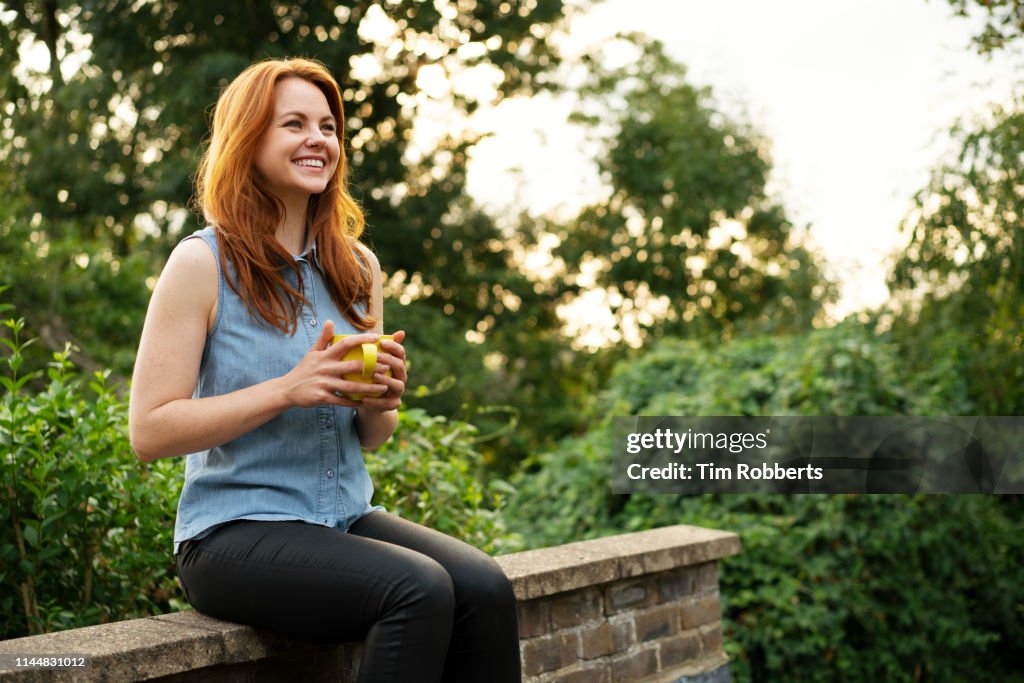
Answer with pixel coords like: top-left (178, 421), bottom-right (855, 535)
top-left (327, 469), bottom-right (334, 478)
top-left (309, 318), bottom-right (318, 326)
top-left (325, 418), bottom-right (333, 429)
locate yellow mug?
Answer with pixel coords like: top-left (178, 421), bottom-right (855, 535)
top-left (333, 334), bottom-right (394, 400)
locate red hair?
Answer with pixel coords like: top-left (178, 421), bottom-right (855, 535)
top-left (194, 57), bottom-right (374, 333)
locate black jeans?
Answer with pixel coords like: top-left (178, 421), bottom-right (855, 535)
top-left (176, 512), bottom-right (520, 682)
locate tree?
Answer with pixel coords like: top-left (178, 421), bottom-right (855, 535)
top-left (945, 0), bottom-right (1024, 53)
top-left (0, 1), bottom-right (604, 462)
top-left (552, 35), bottom-right (834, 346)
top-left (888, 100), bottom-right (1024, 413)
top-left (0, 0), bottom-right (574, 378)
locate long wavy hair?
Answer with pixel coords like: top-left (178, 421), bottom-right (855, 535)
top-left (194, 57), bottom-right (374, 333)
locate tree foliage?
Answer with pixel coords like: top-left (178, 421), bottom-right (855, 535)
top-left (553, 35), bottom-right (834, 345)
top-left (0, 0), bottom-right (573, 377)
top-left (0, 0), bottom-right (596, 464)
top-left (888, 100), bottom-right (1024, 413)
top-left (2, 0), bottom-right (566, 239)
top-left (0, 6), bottom-right (841, 466)
top-left (945, 0), bottom-right (1024, 53)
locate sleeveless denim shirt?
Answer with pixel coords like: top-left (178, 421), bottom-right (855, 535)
top-left (172, 227), bottom-right (381, 553)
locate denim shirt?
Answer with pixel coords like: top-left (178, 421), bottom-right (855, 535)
top-left (172, 227), bottom-right (381, 553)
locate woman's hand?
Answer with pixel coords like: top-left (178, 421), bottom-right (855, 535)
top-left (281, 321), bottom-right (389, 409)
top-left (358, 330), bottom-right (407, 413)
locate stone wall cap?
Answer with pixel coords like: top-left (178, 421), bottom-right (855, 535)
top-left (496, 524), bottom-right (740, 601)
top-left (0, 613), bottom-right (344, 682)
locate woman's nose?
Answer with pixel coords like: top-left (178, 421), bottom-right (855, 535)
top-left (306, 128), bottom-right (326, 147)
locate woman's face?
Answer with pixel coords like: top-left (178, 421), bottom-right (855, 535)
top-left (253, 77), bottom-right (341, 205)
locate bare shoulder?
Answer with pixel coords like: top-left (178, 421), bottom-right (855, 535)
top-left (160, 237), bottom-right (217, 290)
top-left (168, 236), bottom-right (218, 275)
top-left (149, 236), bottom-right (218, 327)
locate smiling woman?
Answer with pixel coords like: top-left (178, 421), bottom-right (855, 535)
top-left (128, 57), bottom-right (521, 683)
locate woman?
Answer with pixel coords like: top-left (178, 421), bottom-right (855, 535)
top-left (129, 57), bottom-right (520, 682)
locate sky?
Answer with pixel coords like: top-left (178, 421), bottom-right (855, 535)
top-left (465, 0), bottom-right (1023, 320)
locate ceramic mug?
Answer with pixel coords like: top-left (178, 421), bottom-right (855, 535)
top-left (332, 334), bottom-right (394, 400)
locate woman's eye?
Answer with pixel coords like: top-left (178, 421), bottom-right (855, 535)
top-left (286, 120), bottom-right (302, 128)
top-left (322, 124), bottom-right (336, 134)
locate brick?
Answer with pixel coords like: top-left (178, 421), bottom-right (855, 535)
top-left (550, 664), bottom-right (612, 683)
top-left (605, 578), bottom-right (656, 614)
top-left (579, 619), bottom-right (632, 660)
top-left (518, 599), bottom-right (551, 638)
top-left (550, 587), bottom-right (602, 630)
top-left (695, 562), bottom-right (719, 592)
top-left (659, 631), bottom-right (701, 667)
top-left (701, 622), bottom-right (723, 654)
top-left (609, 614), bottom-right (636, 651)
top-left (656, 567), bottom-right (696, 603)
top-left (610, 648), bottom-right (658, 682)
top-left (581, 622), bottom-right (615, 660)
top-left (679, 595), bottom-right (720, 630)
top-left (634, 603), bottom-right (679, 642)
top-left (522, 632), bottom-right (580, 676)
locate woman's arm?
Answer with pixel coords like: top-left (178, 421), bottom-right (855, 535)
top-left (353, 244), bottom-right (407, 450)
top-left (129, 238), bottom-right (385, 461)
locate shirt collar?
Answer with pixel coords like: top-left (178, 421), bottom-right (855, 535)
top-left (310, 239), bottom-right (324, 272)
top-left (295, 236), bottom-right (325, 273)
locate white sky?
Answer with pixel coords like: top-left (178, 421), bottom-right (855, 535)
top-left (466, 0), bottom-right (1023, 319)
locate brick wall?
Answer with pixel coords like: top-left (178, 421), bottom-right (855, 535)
top-left (517, 562), bottom-right (727, 682)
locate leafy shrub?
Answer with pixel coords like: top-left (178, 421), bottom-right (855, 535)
top-left (509, 322), bottom-right (932, 549)
top-left (622, 494), bottom-right (1024, 683)
top-left (1, 317), bottom-right (183, 638)
top-left (507, 322), bottom-right (1024, 682)
top-left (503, 418), bottom-right (624, 550)
top-left (1, 310), bottom-right (518, 638)
top-left (603, 319), bottom-right (960, 417)
top-left (367, 408), bottom-right (522, 556)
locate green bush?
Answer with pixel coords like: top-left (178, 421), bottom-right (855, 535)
top-left (508, 321), bottom-right (933, 549)
top-left (503, 419), bottom-right (624, 550)
top-left (507, 322), bottom-right (1024, 682)
top-left (602, 319), bottom-right (958, 417)
top-left (1, 310), bottom-right (518, 638)
top-left (0, 317), bottom-right (183, 638)
top-left (366, 408), bottom-right (522, 556)
top-left (621, 494), bottom-right (1024, 683)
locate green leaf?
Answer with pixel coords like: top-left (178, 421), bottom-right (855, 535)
top-left (21, 523), bottom-right (38, 548)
